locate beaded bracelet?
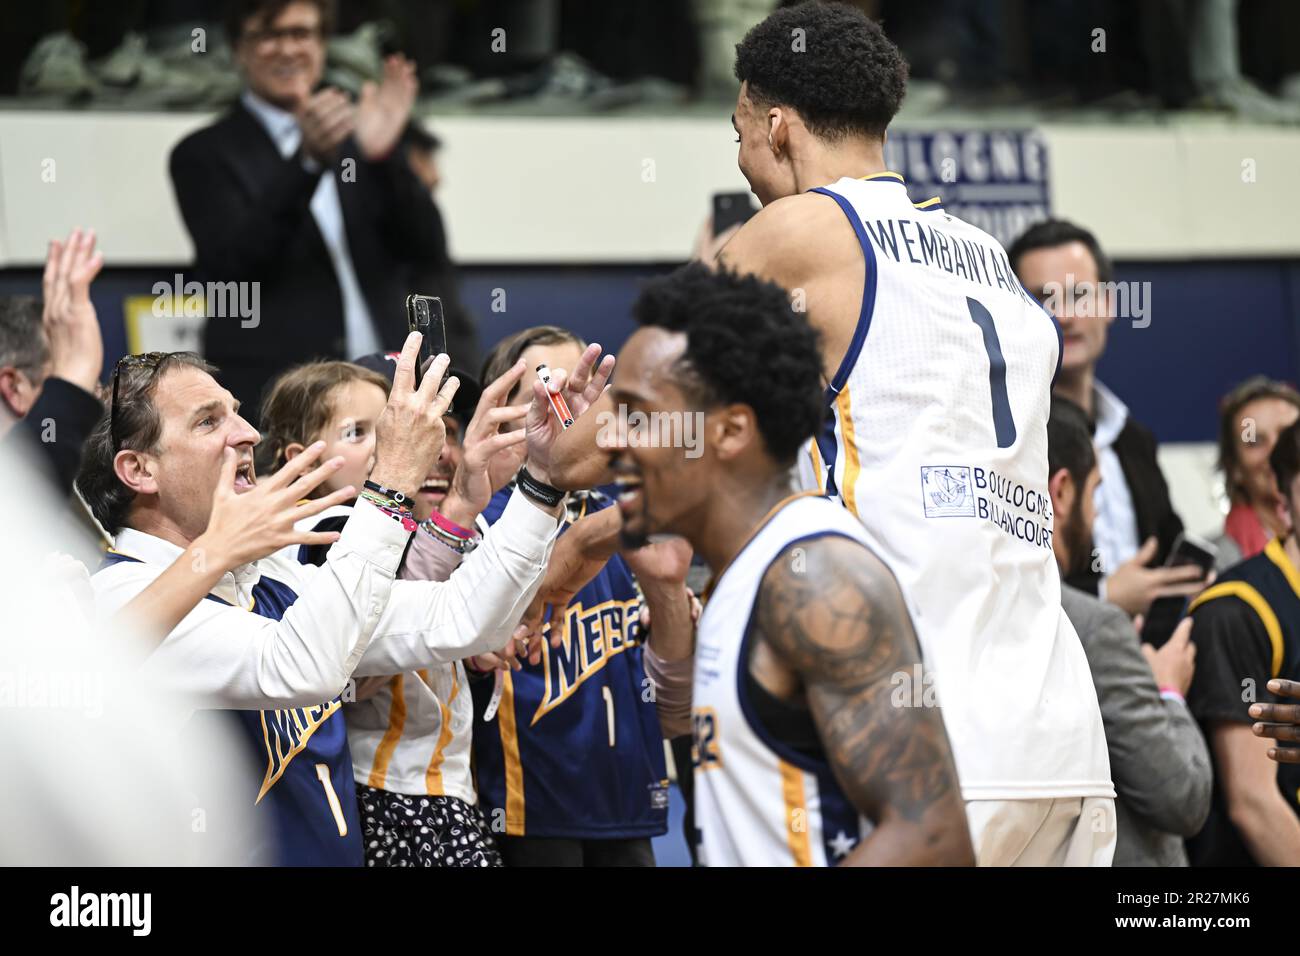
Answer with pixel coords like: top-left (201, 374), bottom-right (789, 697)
top-left (428, 508), bottom-right (474, 540)
top-left (360, 489), bottom-right (412, 514)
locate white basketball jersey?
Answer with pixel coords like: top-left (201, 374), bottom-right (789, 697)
top-left (798, 173), bottom-right (1112, 800)
top-left (693, 494), bottom-right (875, 867)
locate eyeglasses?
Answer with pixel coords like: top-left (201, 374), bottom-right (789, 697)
top-left (247, 25), bottom-right (322, 51)
top-left (109, 352), bottom-right (167, 453)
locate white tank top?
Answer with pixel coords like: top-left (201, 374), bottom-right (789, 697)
top-left (693, 494), bottom-right (876, 867)
top-left (797, 173), bottom-right (1112, 800)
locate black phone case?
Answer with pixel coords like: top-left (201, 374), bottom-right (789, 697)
top-left (405, 294), bottom-right (447, 387)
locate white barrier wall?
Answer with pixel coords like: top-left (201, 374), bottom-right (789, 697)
top-left (0, 110), bottom-right (1297, 266)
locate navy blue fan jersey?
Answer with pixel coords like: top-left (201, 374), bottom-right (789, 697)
top-left (99, 552), bottom-right (363, 866)
top-left (471, 487), bottom-right (669, 839)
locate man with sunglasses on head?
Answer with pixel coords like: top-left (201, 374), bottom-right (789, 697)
top-left (76, 334), bottom-right (612, 865)
top-left (169, 0), bottom-right (443, 420)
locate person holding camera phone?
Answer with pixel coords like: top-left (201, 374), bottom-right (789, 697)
top-left (170, 0), bottom-right (446, 421)
top-left (1184, 419), bottom-right (1300, 866)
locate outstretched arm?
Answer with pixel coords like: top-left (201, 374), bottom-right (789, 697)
top-left (756, 536), bottom-right (974, 866)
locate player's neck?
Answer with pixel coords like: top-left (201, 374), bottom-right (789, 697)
top-left (1053, 366), bottom-right (1096, 418)
top-left (696, 471), bottom-right (799, 578)
top-left (791, 141), bottom-right (888, 194)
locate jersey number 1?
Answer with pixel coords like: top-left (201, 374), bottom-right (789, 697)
top-left (967, 297), bottom-right (1016, 448)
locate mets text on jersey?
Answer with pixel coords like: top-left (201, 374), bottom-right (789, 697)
top-left (533, 598), bottom-right (641, 725)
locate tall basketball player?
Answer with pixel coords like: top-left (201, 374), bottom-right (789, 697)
top-left (607, 263), bottom-right (974, 866)
top-left (714, 2), bottom-right (1114, 864)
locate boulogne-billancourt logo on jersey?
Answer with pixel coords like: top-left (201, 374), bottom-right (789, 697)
top-left (921, 464), bottom-right (1054, 551)
top-left (534, 598), bottom-right (642, 725)
top-left (257, 698), bottom-right (343, 801)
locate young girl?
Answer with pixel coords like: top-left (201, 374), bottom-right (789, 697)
top-left (258, 355), bottom-right (529, 866)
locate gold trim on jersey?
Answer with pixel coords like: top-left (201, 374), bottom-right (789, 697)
top-left (860, 171), bottom-right (904, 182)
top-left (367, 675), bottom-right (407, 789)
top-left (701, 491), bottom-right (822, 602)
top-left (498, 671), bottom-right (526, 835)
top-left (779, 760), bottom-right (813, 867)
top-left (424, 667), bottom-right (459, 796)
top-left (913, 196), bottom-right (942, 209)
top-left (808, 439), bottom-right (825, 494)
top-left (1189, 581), bottom-right (1284, 679)
top-left (834, 387), bottom-right (862, 518)
top-left (1265, 538), bottom-right (1300, 603)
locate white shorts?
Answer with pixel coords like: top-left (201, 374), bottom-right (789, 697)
top-left (965, 797), bottom-right (1116, 866)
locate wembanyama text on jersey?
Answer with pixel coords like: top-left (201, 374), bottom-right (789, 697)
top-left (471, 487), bottom-right (669, 839)
top-left (797, 172), bottom-right (1112, 802)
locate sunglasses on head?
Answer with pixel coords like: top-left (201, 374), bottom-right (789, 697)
top-left (109, 352), bottom-right (168, 452)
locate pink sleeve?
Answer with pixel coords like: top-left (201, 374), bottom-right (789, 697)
top-left (399, 528), bottom-right (465, 583)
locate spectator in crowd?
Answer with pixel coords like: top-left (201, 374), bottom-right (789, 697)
top-left (0, 229), bottom-right (105, 495)
top-left (402, 122), bottom-right (481, 372)
top-left (76, 334), bottom-right (578, 864)
top-left (1212, 376), bottom-right (1300, 569)
top-left (1010, 218), bottom-right (1205, 618)
top-left (1046, 396), bottom-right (1211, 866)
top-left (170, 0), bottom-right (447, 420)
top-left (1185, 418), bottom-right (1300, 866)
top-left (254, 360), bottom-right (395, 564)
top-left (471, 325), bottom-right (696, 867)
top-left (257, 352), bottom-right (531, 866)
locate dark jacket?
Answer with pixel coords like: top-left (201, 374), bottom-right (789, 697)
top-left (5, 377), bottom-right (104, 496)
top-left (1066, 414), bottom-right (1184, 594)
top-left (1061, 584), bottom-right (1211, 865)
top-left (169, 101), bottom-right (449, 418)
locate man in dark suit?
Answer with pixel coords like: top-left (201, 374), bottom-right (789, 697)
top-left (169, 0), bottom-right (448, 421)
top-left (1010, 218), bottom-right (1206, 618)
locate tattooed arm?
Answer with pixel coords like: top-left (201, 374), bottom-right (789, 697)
top-left (755, 536), bottom-right (974, 866)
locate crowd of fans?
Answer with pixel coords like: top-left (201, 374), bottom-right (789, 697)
top-left (1, 0), bottom-right (1298, 868)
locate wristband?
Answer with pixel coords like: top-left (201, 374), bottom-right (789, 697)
top-left (1158, 687), bottom-right (1186, 705)
top-left (419, 518), bottom-right (479, 554)
top-left (376, 504), bottom-right (417, 533)
top-left (516, 466), bottom-right (564, 508)
top-left (360, 489), bottom-right (411, 514)
top-left (428, 508), bottom-right (474, 539)
top-left (364, 479), bottom-right (414, 510)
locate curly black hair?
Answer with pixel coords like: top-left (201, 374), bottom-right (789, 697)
top-left (632, 263), bottom-right (824, 466)
top-left (733, 1), bottom-right (908, 141)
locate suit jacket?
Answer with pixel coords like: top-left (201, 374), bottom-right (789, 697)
top-left (1061, 583), bottom-right (1211, 866)
top-left (169, 101), bottom-right (449, 418)
top-left (1067, 414), bottom-right (1184, 595)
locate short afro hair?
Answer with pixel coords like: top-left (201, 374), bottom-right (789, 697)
top-left (734, 1), bottom-right (908, 142)
top-left (631, 263), bottom-right (824, 466)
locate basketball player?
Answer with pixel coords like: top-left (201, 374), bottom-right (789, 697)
top-left (606, 263), bottom-right (973, 866)
top-left (709, 1), bottom-right (1115, 863)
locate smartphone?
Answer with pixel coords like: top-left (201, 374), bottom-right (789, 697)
top-left (712, 191), bottom-right (757, 237)
top-left (405, 294), bottom-right (447, 389)
top-left (1138, 531), bottom-right (1218, 648)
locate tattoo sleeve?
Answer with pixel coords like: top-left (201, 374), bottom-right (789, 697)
top-left (755, 536), bottom-right (974, 865)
